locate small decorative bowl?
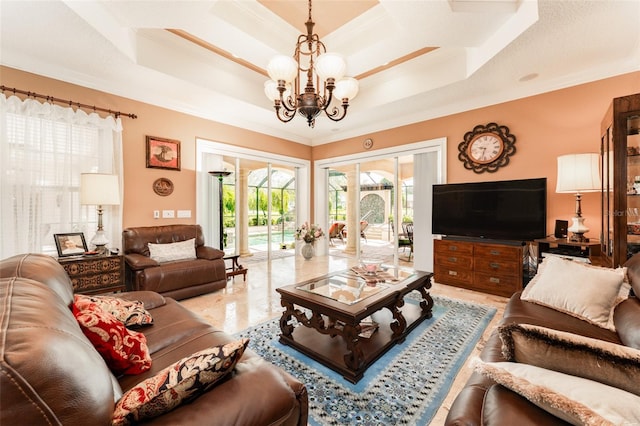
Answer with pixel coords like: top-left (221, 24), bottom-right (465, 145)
top-left (361, 259), bottom-right (382, 275)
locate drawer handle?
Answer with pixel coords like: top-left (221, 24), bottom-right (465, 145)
top-left (448, 270), bottom-right (458, 276)
top-left (449, 246), bottom-right (458, 251)
top-left (490, 262), bottom-right (500, 269)
top-left (489, 277), bottom-right (500, 284)
top-left (490, 250), bottom-right (501, 255)
top-left (448, 257), bottom-right (457, 263)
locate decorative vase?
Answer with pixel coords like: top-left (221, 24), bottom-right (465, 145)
top-left (301, 241), bottom-right (314, 260)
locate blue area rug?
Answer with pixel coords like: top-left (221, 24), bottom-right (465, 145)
top-left (235, 294), bottom-right (496, 425)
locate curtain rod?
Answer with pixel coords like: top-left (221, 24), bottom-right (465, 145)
top-left (0, 85), bottom-right (137, 119)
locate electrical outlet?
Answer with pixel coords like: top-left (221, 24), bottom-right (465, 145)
top-left (153, 210), bottom-right (160, 219)
top-left (162, 210), bottom-right (175, 219)
top-left (177, 210), bottom-right (191, 218)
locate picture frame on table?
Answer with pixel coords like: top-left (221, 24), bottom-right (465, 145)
top-left (54, 232), bottom-right (88, 257)
top-left (146, 136), bottom-right (181, 171)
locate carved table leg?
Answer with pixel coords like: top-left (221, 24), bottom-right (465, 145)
top-left (279, 299), bottom-right (296, 338)
top-left (342, 323), bottom-right (365, 371)
top-left (418, 287), bottom-right (434, 319)
top-left (389, 297), bottom-right (407, 339)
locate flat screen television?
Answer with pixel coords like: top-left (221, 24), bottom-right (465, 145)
top-left (432, 177), bottom-right (547, 241)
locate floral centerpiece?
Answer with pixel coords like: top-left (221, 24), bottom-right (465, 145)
top-left (295, 222), bottom-right (325, 244)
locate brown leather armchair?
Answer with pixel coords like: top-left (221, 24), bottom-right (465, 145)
top-left (123, 224), bottom-right (227, 300)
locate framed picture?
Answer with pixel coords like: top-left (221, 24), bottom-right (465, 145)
top-left (146, 136), bottom-right (181, 171)
top-left (54, 233), bottom-right (88, 257)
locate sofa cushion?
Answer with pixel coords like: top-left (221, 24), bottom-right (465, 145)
top-left (614, 297), bottom-right (640, 349)
top-left (75, 294), bottom-right (153, 328)
top-left (112, 339), bottom-right (249, 426)
top-left (521, 256), bottom-right (626, 330)
top-left (148, 238), bottom-right (196, 263)
top-left (474, 359), bottom-right (640, 426)
top-left (73, 300), bottom-right (152, 375)
top-left (499, 323), bottom-right (640, 396)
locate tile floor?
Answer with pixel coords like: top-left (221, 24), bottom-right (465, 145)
top-left (180, 250), bottom-right (508, 425)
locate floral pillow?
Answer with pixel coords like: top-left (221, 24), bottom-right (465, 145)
top-left (75, 294), bottom-right (153, 328)
top-left (112, 339), bottom-right (249, 426)
top-left (72, 301), bottom-right (152, 375)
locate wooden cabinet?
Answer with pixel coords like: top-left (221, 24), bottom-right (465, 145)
top-left (434, 238), bottom-right (524, 297)
top-left (601, 93), bottom-right (640, 267)
top-left (535, 237), bottom-right (605, 266)
top-left (58, 255), bottom-right (124, 294)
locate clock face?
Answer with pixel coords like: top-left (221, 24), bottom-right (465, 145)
top-left (363, 138), bottom-right (373, 150)
top-left (467, 133), bottom-right (504, 164)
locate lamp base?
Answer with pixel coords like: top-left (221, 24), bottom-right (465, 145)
top-left (568, 215), bottom-right (589, 243)
top-left (90, 230), bottom-right (109, 255)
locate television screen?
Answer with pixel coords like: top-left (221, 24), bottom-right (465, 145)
top-left (432, 177), bottom-right (547, 241)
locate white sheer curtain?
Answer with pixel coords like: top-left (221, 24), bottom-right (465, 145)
top-left (0, 94), bottom-right (123, 258)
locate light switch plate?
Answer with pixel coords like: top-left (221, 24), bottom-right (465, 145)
top-left (162, 210), bottom-right (175, 218)
top-left (177, 210), bottom-right (191, 218)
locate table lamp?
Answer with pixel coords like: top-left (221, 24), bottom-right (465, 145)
top-left (80, 173), bottom-right (120, 254)
top-left (555, 153), bottom-right (601, 242)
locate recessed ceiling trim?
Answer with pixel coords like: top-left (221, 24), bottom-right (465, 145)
top-left (355, 47), bottom-right (439, 80)
top-left (168, 29), bottom-right (268, 77)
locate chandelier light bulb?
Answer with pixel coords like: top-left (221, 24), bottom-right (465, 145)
top-left (334, 77), bottom-right (359, 101)
top-left (315, 52), bottom-right (346, 82)
top-left (264, 80), bottom-right (280, 101)
top-left (267, 55), bottom-right (298, 83)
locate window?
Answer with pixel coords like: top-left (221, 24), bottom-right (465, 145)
top-left (1, 95), bottom-right (123, 258)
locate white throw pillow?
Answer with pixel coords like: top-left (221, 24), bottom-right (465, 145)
top-left (521, 256), bottom-right (626, 330)
top-left (148, 238), bottom-right (197, 263)
top-left (474, 359), bottom-right (640, 426)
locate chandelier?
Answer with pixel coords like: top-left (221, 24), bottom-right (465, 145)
top-left (264, 0), bottom-right (359, 128)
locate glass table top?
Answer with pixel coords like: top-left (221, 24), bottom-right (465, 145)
top-left (296, 266), bottom-right (416, 305)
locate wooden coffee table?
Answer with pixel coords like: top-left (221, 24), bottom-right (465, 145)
top-left (276, 267), bottom-right (433, 383)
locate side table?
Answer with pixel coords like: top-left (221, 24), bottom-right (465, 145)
top-left (224, 254), bottom-right (247, 281)
top-left (57, 254), bottom-right (125, 294)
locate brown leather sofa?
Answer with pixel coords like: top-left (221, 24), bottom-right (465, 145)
top-left (0, 253), bottom-right (308, 425)
top-left (445, 255), bottom-right (640, 425)
top-left (123, 224), bottom-right (227, 300)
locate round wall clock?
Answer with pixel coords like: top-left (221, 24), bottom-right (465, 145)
top-left (363, 138), bottom-right (374, 150)
top-left (457, 122), bottom-right (516, 173)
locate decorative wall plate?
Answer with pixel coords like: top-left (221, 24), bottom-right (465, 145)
top-left (152, 177), bottom-right (174, 196)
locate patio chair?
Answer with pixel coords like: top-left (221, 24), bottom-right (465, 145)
top-left (400, 222), bottom-right (414, 260)
top-left (328, 222), bottom-right (345, 246)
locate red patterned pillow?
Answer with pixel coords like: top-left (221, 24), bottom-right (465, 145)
top-left (112, 339), bottom-right (249, 425)
top-left (75, 294), bottom-right (153, 328)
top-left (72, 301), bottom-right (152, 375)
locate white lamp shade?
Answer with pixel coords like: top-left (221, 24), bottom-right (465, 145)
top-left (333, 77), bottom-right (359, 101)
top-left (264, 80), bottom-right (280, 101)
top-left (267, 55), bottom-right (298, 83)
top-left (315, 52), bottom-right (346, 81)
top-left (556, 153), bottom-right (601, 193)
top-left (80, 173), bottom-right (120, 205)
top-left (264, 80), bottom-right (291, 101)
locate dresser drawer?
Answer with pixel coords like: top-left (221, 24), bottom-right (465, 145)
top-left (474, 257), bottom-right (521, 275)
top-left (435, 252), bottom-right (473, 269)
top-left (473, 272), bottom-right (520, 297)
top-left (434, 265), bottom-right (473, 285)
top-left (434, 239), bottom-right (473, 255)
top-left (475, 243), bottom-right (522, 261)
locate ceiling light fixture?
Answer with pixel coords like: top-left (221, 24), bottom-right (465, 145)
top-left (264, 0), bottom-right (359, 128)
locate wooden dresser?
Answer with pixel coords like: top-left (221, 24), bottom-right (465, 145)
top-left (57, 255), bottom-right (124, 294)
top-left (434, 238), bottom-right (524, 297)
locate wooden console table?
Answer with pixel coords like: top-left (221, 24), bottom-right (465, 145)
top-left (224, 254), bottom-right (247, 281)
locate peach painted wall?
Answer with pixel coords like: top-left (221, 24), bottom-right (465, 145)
top-left (314, 72), bottom-right (640, 240)
top-left (2, 65), bottom-right (639, 239)
top-left (1, 66), bottom-right (311, 228)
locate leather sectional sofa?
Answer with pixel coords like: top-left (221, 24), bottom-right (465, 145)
top-left (122, 224), bottom-right (227, 300)
top-left (0, 253), bottom-right (308, 425)
top-left (445, 254), bottom-right (640, 425)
